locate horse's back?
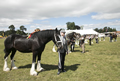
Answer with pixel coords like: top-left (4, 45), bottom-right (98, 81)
top-left (4, 34), bottom-right (28, 49)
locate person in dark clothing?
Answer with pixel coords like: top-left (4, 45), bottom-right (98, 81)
top-left (110, 33), bottom-right (113, 42)
top-left (89, 35), bottom-right (91, 45)
top-left (95, 35), bottom-right (99, 43)
top-left (57, 30), bottom-right (68, 75)
top-left (70, 38), bottom-right (75, 52)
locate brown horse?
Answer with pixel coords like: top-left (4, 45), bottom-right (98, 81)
top-left (110, 33), bottom-right (117, 42)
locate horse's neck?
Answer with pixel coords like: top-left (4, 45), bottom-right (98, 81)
top-left (38, 31), bottom-right (53, 44)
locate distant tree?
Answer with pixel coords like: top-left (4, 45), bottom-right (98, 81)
top-left (9, 25), bottom-right (15, 30)
top-left (8, 25), bottom-right (16, 34)
top-left (20, 25), bottom-right (27, 32)
top-left (99, 28), bottom-right (103, 33)
top-left (94, 28), bottom-right (99, 32)
top-left (4, 30), bottom-right (11, 36)
top-left (0, 31), bottom-right (5, 37)
top-left (16, 30), bottom-right (22, 35)
top-left (66, 22), bottom-right (75, 30)
top-left (16, 25), bottom-right (27, 35)
top-left (112, 28), bottom-right (117, 32)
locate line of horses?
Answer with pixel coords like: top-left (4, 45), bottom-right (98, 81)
top-left (3, 28), bottom-right (117, 76)
top-left (53, 31), bottom-right (117, 53)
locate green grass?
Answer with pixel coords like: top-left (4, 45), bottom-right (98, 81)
top-left (0, 37), bottom-right (120, 81)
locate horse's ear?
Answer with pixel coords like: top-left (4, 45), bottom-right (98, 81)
top-left (55, 28), bottom-right (58, 31)
top-left (55, 28), bottom-right (59, 33)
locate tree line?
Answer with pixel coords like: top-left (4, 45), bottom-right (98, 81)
top-left (0, 25), bottom-right (27, 37)
top-left (94, 26), bottom-right (117, 33)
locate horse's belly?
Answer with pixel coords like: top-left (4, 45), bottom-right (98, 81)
top-left (14, 42), bottom-right (32, 52)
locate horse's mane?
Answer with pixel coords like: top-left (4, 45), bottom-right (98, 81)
top-left (31, 30), bottom-right (55, 39)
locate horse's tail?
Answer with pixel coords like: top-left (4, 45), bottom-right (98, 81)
top-left (4, 34), bottom-right (16, 53)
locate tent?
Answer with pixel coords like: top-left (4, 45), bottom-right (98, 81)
top-left (65, 29), bottom-right (99, 35)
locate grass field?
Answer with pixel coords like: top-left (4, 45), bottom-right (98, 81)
top-left (0, 37), bottom-right (120, 81)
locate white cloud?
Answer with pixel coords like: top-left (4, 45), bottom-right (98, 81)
top-left (83, 20), bottom-right (120, 30)
top-left (92, 13), bottom-right (120, 20)
top-left (0, 18), bottom-right (32, 31)
top-left (0, 0), bottom-right (120, 31)
top-left (1, 0), bottom-right (120, 19)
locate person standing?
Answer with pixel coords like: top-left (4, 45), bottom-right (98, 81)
top-left (57, 30), bottom-right (68, 75)
top-left (70, 37), bottom-right (75, 52)
top-left (95, 35), bottom-right (99, 43)
top-left (79, 35), bottom-right (85, 53)
top-left (110, 33), bottom-right (113, 42)
top-left (89, 35), bottom-right (92, 45)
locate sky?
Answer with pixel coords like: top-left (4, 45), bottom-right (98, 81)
top-left (0, 0), bottom-right (120, 33)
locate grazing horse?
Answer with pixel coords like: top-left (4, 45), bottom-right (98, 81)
top-left (3, 28), bottom-right (63, 76)
top-left (52, 32), bottom-right (79, 53)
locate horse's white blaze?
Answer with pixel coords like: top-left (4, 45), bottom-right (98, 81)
top-left (37, 61), bottom-right (44, 71)
top-left (3, 57), bottom-right (10, 71)
top-left (11, 59), bottom-right (17, 70)
top-left (30, 63), bottom-right (37, 76)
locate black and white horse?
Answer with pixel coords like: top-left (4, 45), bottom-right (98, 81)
top-left (3, 28), bottom-right (63, 76)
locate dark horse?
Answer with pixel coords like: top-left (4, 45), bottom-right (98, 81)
top-left (3, 28), bottom-right (63, 76)
top-left (110, 33), bottom-right (117, 42)
top-left (66, 32), bottom-right (80, 52)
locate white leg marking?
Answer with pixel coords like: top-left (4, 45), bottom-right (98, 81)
top-left (37, 61), bottom-right (44, 72)
top-left (11, 59), bottom-right (17, 70)
top-left (30, 63), bottom-right (37, 76)
top-left (91, 41), bottom-right (93, 44)
top-left (52, 45), bottom-right (56, 52)
top-left (99, 38), bottom-right (101, 41)
top-left (3, 57), bottom-right (10, 71)
top-left (85, 39), bottom-right (88, 44)
top-left (72, 45), bottom-right (73, 50)
top-left (112, 40), bottom-right (113, 42)
top-left (68, 47), bottom-right (71, 53)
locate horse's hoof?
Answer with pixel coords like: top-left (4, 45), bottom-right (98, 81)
top-left (12, 67), bottom-right (18, 70)
top-left (69, 51), bottom-right (71, 53)
top-left (30, 71), bottom-right (38, 76)
top-left (37, 68), bottom-right (44, 72)
top-left (3, 67), bottom-right (10, 72)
